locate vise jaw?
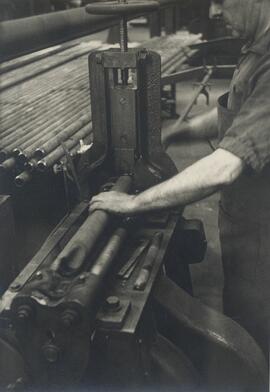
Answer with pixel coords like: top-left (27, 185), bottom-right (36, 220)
top-left (88, 48), bottom-right (177, 190)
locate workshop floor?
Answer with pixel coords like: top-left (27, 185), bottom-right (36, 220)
top-left (166, 79), bottom-right (229, 313)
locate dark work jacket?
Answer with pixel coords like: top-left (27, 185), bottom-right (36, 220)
top-left (217, 31), bottom-right (270, 354)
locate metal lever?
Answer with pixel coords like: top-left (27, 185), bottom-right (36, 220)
top-left (117, 238), bottom-right (150, 279)
top-left (134, 232), bottom-right (163, 290)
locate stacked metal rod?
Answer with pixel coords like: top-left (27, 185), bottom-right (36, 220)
top-left (0, 32), bottom-right (201, 187)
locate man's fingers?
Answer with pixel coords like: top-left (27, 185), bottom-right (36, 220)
top-left (89, 194), bottom-right (106, 205)
top-left (89, 198), bottom-right (99, 206)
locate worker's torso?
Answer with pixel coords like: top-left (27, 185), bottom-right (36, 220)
top-left (218, 43), bottom-right (270, 223)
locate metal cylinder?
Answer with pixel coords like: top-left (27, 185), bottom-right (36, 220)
top-left (0, 74), bottom-right (84, 127)
top-left (0, 9), bottom-right (118, 62)
top-left (14, 171), bottom-right (32, 187)
top-left (17, 112), bottom-right (92, 164)
top-left (0, 157), bottom-right (16, 172)
top-left (36, 123), bottom-right (93, 171)
top-left (51, 176), bottom-right (132, 274)
top-left (0, 0), bottom-right (177, 62)
top-left (0, 41), bottom-right (77, 76)
top-left (1, 90), bottom-right (89, 148)
top-left (90, 226), bottom-right (127, 276)
top-left (0, 46), bottom-right (95, 93)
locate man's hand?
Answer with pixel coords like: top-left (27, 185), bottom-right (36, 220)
top-left (89, 191), bottom-right (136, 215)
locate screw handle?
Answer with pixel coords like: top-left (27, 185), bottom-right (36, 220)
top-left (86, 1), bottom-right (159, 52)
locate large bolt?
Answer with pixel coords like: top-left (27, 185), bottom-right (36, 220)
top-left (10, 283), bottom-right (21, 292)
top-left (96, 53), bottom-right (103, 64)
top-left (17, 305), bottom-right (32, 321)
top-left (61, 309), bottom-right (79, 328)
top-left (35, 270), bottom-right (43, 280)
top-left (105, 296), bottom-right (121, 312)
top-left (42, 344), bottom-right (60, 363)
top-left (79, 273), bottom-right (87, 282)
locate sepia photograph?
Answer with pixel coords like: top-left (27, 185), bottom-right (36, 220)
top-left (0, 0), bottom-right (269, 391)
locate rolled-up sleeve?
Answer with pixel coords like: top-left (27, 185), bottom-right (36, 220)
top-left (219, 63), bottom-right (270, 173)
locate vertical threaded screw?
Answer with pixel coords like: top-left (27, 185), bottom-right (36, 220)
top-left (119, 14), bottom-right (128, 52)
top-left (118, 0), bottom-right (129, 84)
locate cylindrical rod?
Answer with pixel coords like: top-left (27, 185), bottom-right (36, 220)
top-left (90, 226), bottom-right (127, 276)
top-left (51, 176), bottom-right (132, 274)
top-left (36, 123), bottom-right (93, 171)
top-left (14, 171), bottom-right (32, 187)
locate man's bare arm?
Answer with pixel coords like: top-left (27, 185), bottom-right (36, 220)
top-left (162, 107), bottom-right (218, 145)
top-left (89, 148), bottom-right (244, 215)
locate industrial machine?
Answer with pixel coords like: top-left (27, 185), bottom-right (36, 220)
top-left (0, 1), bottom-right (268, 391)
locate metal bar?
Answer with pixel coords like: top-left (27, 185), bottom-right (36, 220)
top-left (178, 67), bottom-right (213, 123)
top-left (36, 123), bottom-right (93, 171)
top-left (117, 239), bottom-right (150, 278)
top-left (162, 52), bottom-right (188, 74)
top-left (134, 232), bottom-right (163, 290)
top-left (0, 105), bottom-right (90, 161)
top-left (17, 112), bottom-right (92, 163)
top-left (0, 157), bottom-right (16, 173)
top-left (163, 49), bottom-right (197, 75)
top-left (161, 66), bottom-right (205, 85)
top-left (0, 71), bottom-right (88, 131)
top-left (90, 227), bottom-right (128, 277)
top-left (1, 88), bottom-right (89, 146)
top-left (14, 171), bottom-right (32, 188)
top-left (212, 64), bottom-right (235, 79)
top-left (50, 176), bottom-right (132, 274)
top-left (0, 46), bottom-right (97, 93)
top-left (0, 42), bottom-right (78, 75)
top-left (0, 10), bottom-right (117, 63)
top-left (162, 65), bottom-right (235, 85)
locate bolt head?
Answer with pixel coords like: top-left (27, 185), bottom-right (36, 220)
top-left (139, 49), bottom-right (149, 60)
top-left (17, 305), bottom-right (32, 321)
top-left (10, 283), bottom-right (21, 291)
top-left (43, 344), bottom-right (60, 363)
top-left (105, 296), bottom-right (120, 311)
top-left (96, 53), bottom-right (103, 64)
top-left (61, 309), bottom-right (79, 328)
top-left (35, 271), bottom-right (43, 280)
top-left (79, 273), bottom-right (86, 282)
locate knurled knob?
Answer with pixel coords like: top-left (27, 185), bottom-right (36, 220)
top-left (86, 1), bottom-right (159, 16)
